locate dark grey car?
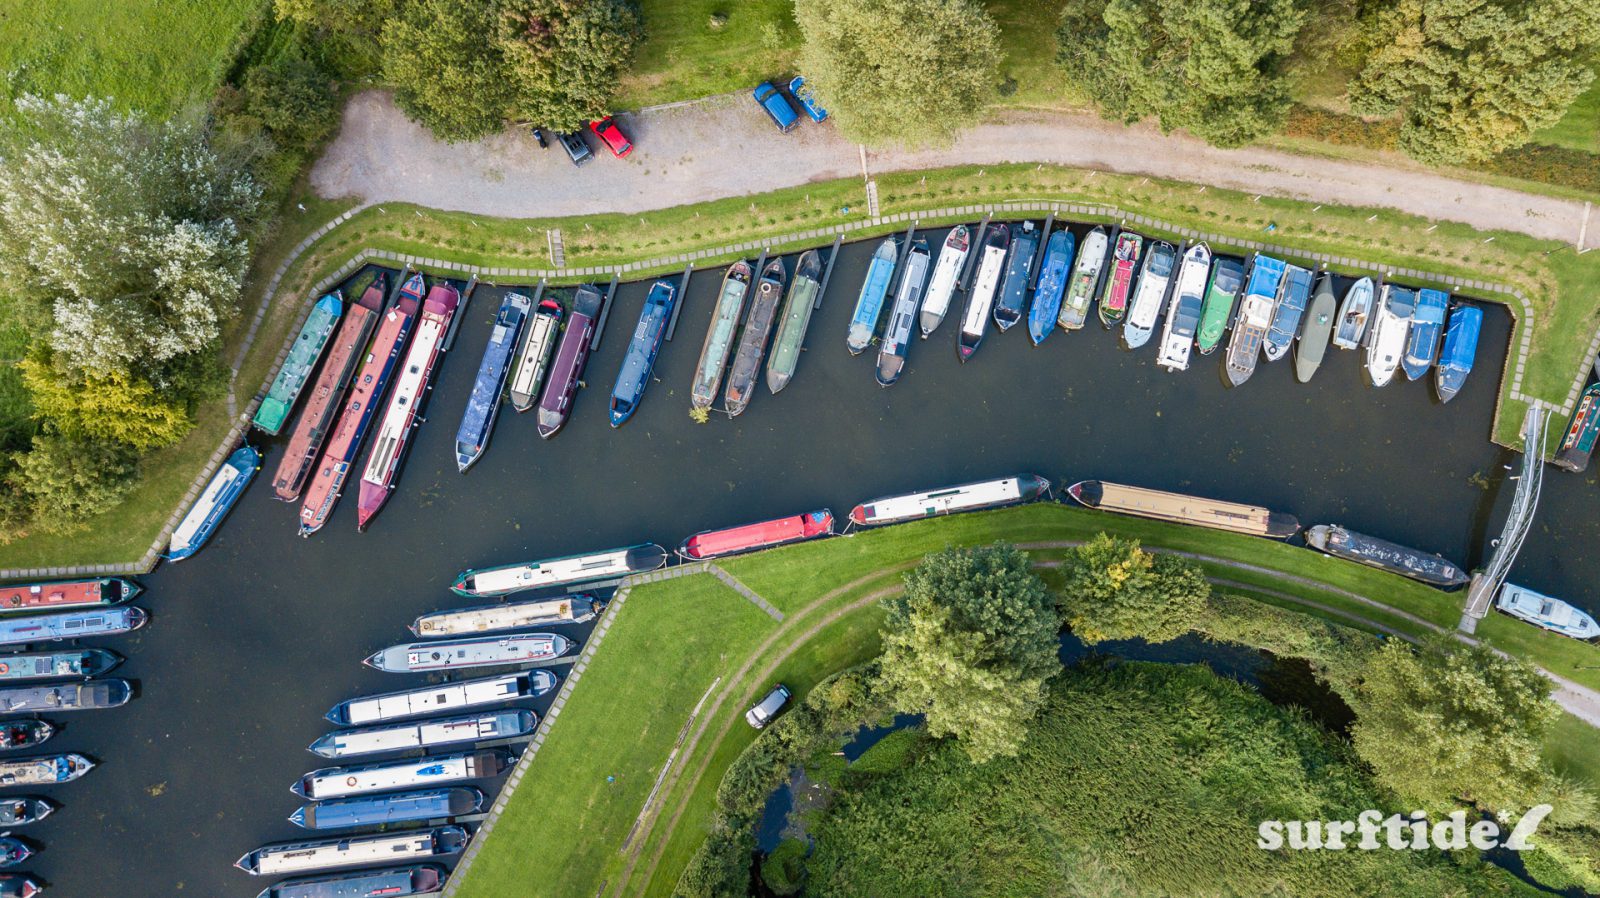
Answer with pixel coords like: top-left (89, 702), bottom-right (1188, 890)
top-left (558, 131), bottom-right (593, 166)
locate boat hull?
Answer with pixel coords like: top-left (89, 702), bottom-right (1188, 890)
top-left (169, 446), bottom-right (259, 559)
top-left (958, 225), bottom-right (1010, 362)
top-left (1304, 524), bottom-right (1468, 589)
top-left (850, 474), bottom-right (1050, 526)
top-left (1195, 258), bottom-right (1243, 355)
top-left (919, 227), bottom-right (969, 337)
top-left (294, 750), bottom-right (511, 799)
top-left (1293, 274), bottom-right (1336, 383)
top-left (310, 710), bottom-right (536, 759)
top-left (1554, 383), bottom-right (1600, 473)
top-left (0, 679), bottom-right (130, 713)
top-left (846, 240), bottom-right (899, 354)
top-left (508, 299), bottom-right (565, 412)
top-left (0, 649), bottom-right (120, 682)
top-left (1058, 227), bottom-right (1108, 332)
top-left (0, 606), bottom-right (147, 647)
top-left (992, 225), bottom-right (1038, 332)
top-left (253, 292), bottom-right (343, 436)
top-left (237, 826), bottom-right (468, 877)
top-left (452, 543), bottom-right (667, 598)
top-left (875, 242), bottom-right (929, 386)
top-left (1497, 584), bottom-right (1600, 640)
top-left (1262, 265), bottom-right (1313, 362)
top-left (1434, 304), bottom-right (1481, 404)
top-left (257, 864), bottom-right (446, 898)
top-left (766, 251), bottom-right (823, 394)
top-left (365, 633), bottom-right (570, 673)
top-left (1067, 480), bottom-right (1299, 539)
top-left (1332, 278), bottom-right (1374, 350)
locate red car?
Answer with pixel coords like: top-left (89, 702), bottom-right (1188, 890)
top-left (589, 117), bottom-right (632, 157)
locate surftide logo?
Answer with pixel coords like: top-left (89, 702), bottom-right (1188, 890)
top-left (1257, 805), bottom-right (1553, 851)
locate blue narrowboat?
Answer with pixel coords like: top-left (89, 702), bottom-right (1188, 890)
top-left (255, 864), bottom-right (446, 898)
top-left (1403, 288), bottom-right (1449, 380)
top-left (609, 281), bottom-right (678, 427)
top-left (1027, 230), bottom-right (1074, 345)
top-left (168, 445), bottom-right (260, 560)
top-left (992, 222), bottom-right (1039, 332)
top-left (1434, 304), bottom-right (1481, 403)
top-left (289, 787), bottom-right (482, 830)
top-left (454, 292), bottom-right (531, 472)
top-left (0, 607), bottom-right (147, 647)
top-left (845, 239), bottom-right (899, 354)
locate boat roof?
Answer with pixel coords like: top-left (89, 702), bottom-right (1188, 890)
top-left (1438, 305), bottom-right (1481, 371)
top-left (1244, 255), bottom-right (1286, 298)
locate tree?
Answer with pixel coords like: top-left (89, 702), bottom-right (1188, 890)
top-left (239, 56), bottom-right (341, 154)
top-left (381, 0), bottom-right (515, 142)
top-left (1058, 534), bottom-right (1210, 644)
top-left (794, 0), bottom-right (1001, 147)
top-left (878, 543), bottom-right (1061, 763)
top-left (6, 433), bottom-right (139, 531)
top-left (20, 356), bottom-right (191, 451)
top-left (274, 0), bottom-right (398, 78)
top-left (1058, 0), bottom-right (1306, 147)
top-left (498, 0), bottom-right (641, 132)
top-left (1349, 0), bottom-right (1600, 164)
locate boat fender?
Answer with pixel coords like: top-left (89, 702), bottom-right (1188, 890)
top-left (0, 663), bottom-right (7, 674)
top-left (346, 776), bottom-right (358, 787)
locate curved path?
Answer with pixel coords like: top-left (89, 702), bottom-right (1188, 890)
top-left (312, 90), bottom-right (1597, 250)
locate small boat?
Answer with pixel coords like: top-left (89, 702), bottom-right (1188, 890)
top-left (1057, 226), bottom-right (1108, 331)
top-left (1027, 229), bottom-right (1074, 345)
top-left (0, 876), bottom-right (39, 898)
top-left (237, 826), bottom-right (469, 877)
top-left (1263, 264), bottom-right (1313, 362)
top-left (325, 670), bottom-right (558, 726)
top-left (766, 251), bottom-right (823, 394)
top-left (255, 864), bottom-right (446, 898)
top-left (0, 577), bottom-right (138, 614)
top-left (1365, 284), bottom-right (1415, 387)
top-left (1553, 383), bottom-right (1600, 473)
top-left (0, 649), bottom-right (120, 682)
top-left (1434, 303), bottom-right (1482, 403)
top-left (679, 510), bottom-right (834, 560)
top-left (957, 224), bottom-right (1010, 361)
top-left (1497, 584), bottom-right (1600, 640)
top-left (850, 474), bottom-right (1051, 526)
top-left (1156, 243), bottom-right (1210, 372)
top-left (1402, 287), bottom-right (1449, 381)
top-left (289, 788), bottom-right (481, 830)
top-left (1122, 240), bottom-right (1176, 350)
top-left (272, 274), bottom-right (387, 501)
top-left (0, 798), bottom-right (51, 827)
top-left (536, 284), bottom-right (605, 438)
top-left (411, 596), bottom-right (598, 637)
top-left (726, 259), bottom-right (785, 414)
top-left (690, 262), bottom-right (753, 413)
top-left (1067, 480), bottom-right (1300, 539)
top-left (609, 280), bottom-right (678, 426)
top-left (168, 445), bottom-right (259, 559)
top-left (253, 292), bottom-right (343, 435)
top-left (451, 543), bottom-right (667, 598)
top-left (1097, 231), bottom-right (1143, 328)
top-left (1195, 257), bottom-right (1244, 355)
top-left (846, 239), bottom-right (899, 354)
top-left (357, 283), bottom-right (461, 530)
top-left (1294, 273), bottom-right (1337, 383)
top-left (0, 752), bottom-right (93, 786)
top-left (0, 722), bottom-right (52, 751)
top-left (1332, 277), bottom-right (1374, 350)
top-left (1304, 524), bottom-right (1468, 588)
top-left (298, 274), bottom-right (424, 535)
top-left (293, 749), bottom-right (511, 799)
top-left (453, 291), bottom-right (531, 472)
top-left (0, 839), bottom-right (32, 870)
top-left (992, 222), bottom-right (1038, 332)
top-left (310, 709), bottom-right (536, 759)
top-left (876, 240), bottom-right (930, 386)
top-left (0, 607), bottom-right (147, 647)
top-left (0, 679), bottom-right (130, 713)
top-left (364, 633), bottom-right (570, 673)
top-left (507, 297), bottom-right (564, 413)
top-left (1224, 255), bottom-right (1286, 387)
top-left (919, 227), bottom-right (970, 337)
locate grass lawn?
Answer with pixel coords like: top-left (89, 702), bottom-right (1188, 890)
top-left (1534, 68), bottom-right (1600, 153)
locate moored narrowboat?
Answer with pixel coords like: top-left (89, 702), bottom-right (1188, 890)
top-left (1554, 382), bottom-right (1600, 473)
top-left (0, 752), bottom-right (93, 786)
top-left (1057, 226), bottom-right (1108, 332)
top-left (726, 258), bottom-right (785, 414)
top-left (850, 474), bottom-right (1050, 526)
top-left (919, 227), bottom-right (970, 337)
top-left (679, 510), bottom-right (834, 560)
top-left (255, 864), bottom-right (446, 898)
top-left (452, 543), bottom-right (667, 597)
top-left (1067, 480), bottom-right (1300, 539)
top-left (991, 221), bottom-right (1038, 332)
top-left (0, 679), bottom-right (131, 713)
top-left (168, 445), bottom-right (259, 559)
top-left (690, 262), bottom-right (753, 413)
top-left (609, 280), bottom-right (678, 427)
top-left (846, 239), bottom-right (899, 354)
top-left (958, 224), bottom-right (1010, 361)
top-left (411, 596), bottom-right (597, 637)
top-left (1097, 232), bottom-right (1143, 328)
top-left (876, 240), bottom-right (929, 386)
top-left (537, 284), bottom-right (605, 438)
top-left (0, 577), bottom-right (138, 614)
top-left (289, 789), bottom-right (481, 830)
top-left (293, 749), bottom-right (511, 799)
top-left (325, 670), bottom-right (558, 726)
top-left (310, 709), bottom-right (536, 759)
top-left (508, 297), bottom-right (565, 412)
top-left (0, 875), bottom-right (40, 898)
top-left (364, 633), bottom-right (570, 673)
top-left (0, 606), bottom-right (148, 648)
top-left (1304, 524), bottom-right (1468, 589)
top-left (453, 291), bottom-right (531, 472)
top-left (0, 649), bottom-right (121, 682)
top-left (766, 251), bottom-right (823, 394)
top-left (253, 292), bottom-right (343, 435)
top-left (237, 826), bottom-right (469, 877)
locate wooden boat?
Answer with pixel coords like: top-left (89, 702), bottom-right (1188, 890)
top-left (609, 280), bottom-right (677, 427)
top-left (1434, 304), bottom-right (1482, 403)
top-left (1122, 240), bottom-right (1176, 350)
top-left (991, 221), bottom-right (1038, 332)
top-left (1027, 229), bottom-right (1074, 345)
top-left (253, 292), bottom-right (343, 435)
top-left (1402, 287), bottom-right (1449, 381)
top-left (454, 291), bottom-right (531, 473)
top-left (690, 261), bottom-right (752, 413)
top-left (1497, 584), bottom-right (1600, 640)
top-left (919, 227), bottom-right (970, 337)
top-left (0, 679), bottom-right (131, 713)
top-left (1365, 284), bottom-right (1415, 387)
top-left (679, 510), bottom-right (834, 559)
top-left (325, 670), bottom-right (558, 726)
top-left (846, 239), bottom-right (899, 354)
top-left (411, 595), bottom-right (597, 637)
top-left (1068, 480), bottom-right (1299, 539)
top-left (1331, 277), bottom-right (1374, 350)
top-left (237, 826), bottom-right (469, 877)
top-left (0, 649), bottom-right (121, 682)
top-left (0, 577), bottom-right (137, 614)
top-left (0, 606), bottom-right (146, 647)
top-left (1223, 255), bottom-right (1286, 387)
top-left (169, 445), bottom-right (259, 559)
top-left (508, 297), bottom-right (564, 412)
top-left (1156, 243), bottom-right (1209, 372)
top-left (1554, 382), bottom-right (1600, 473)
top-left (1263, 264), bottom-right (1313, 362)
top-left (255, 864), bottom-right (446, 898)
top-left (1195, 257), bottom-right (1243, 355)
top-left (1294, 273), bottom-right (1337, 383)
top-left (850, 474), bottom-right (1050, 526)
top-left (1097, 232), bottom-right (1143, 328)
top-left (536, 284), bottom-right (605, 438)
top-left (310, 710), bottom-right (536, 759)
top-left (1057, 226), bottom-right (1108, 331)
top-left (0, 752), bottom-right (93, 786)
top-left (726, 258), bottom-right (785, 414)
top-left (294, 749), bottom-right (511, 799)
top-left (1305, 524), bottom-right (1468, 589)
top-left (0, 721), bottom-right (52, 752)
top-left (0, 798), bottom-right (52, 827)
top-left (876, 239), bottom-right (930, 386)
top-left (364, 633), bottom-right (570, 673)
top-left (957, 224), bottom-right (1010, 361)
top-left (289, 789), bottom-right (480, 830)
top-left (766, 250), bottom-right (822, 394)
top-left (452, 543), bottom-right (667, 598)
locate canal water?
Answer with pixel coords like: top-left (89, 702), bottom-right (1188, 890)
top-left (23, 224), bottom-right (1600, 896)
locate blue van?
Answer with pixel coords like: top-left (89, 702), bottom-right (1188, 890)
top-left (753, 82), bottom-right (800, 132)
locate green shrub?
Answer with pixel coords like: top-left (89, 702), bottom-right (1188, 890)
top-left (760, 838), bottom-right (808, 896)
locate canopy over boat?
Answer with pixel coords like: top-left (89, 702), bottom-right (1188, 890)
top-left (1293, 273), bottom-right (1337, 383)
top-left (1434, 303), bottom-right (1481, 403)
top-left (846, 239), bottom-right (900, 354)
top-left (1027, 229), bottom-right (1074, 345)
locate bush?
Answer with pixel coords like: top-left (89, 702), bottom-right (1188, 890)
top-left (1192, 592), bottom-right (1377, 701)
top-left (7, 432), bottom-right (139, 532)
top-left (760, 838), bottom-right (808, 896)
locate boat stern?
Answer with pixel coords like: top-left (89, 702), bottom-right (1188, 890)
top-left (848, 505), bottom-right (869, 526)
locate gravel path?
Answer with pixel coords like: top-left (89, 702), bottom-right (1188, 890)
top-left (313, 90), bottom-right (1597, 249)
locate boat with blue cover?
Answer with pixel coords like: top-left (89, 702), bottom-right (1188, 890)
top-left (168, 445), bottom-right (259, 560)
top-left (846, 239), bottom-right (899, 354)
top-left (256, 865), bottom-right (446, 898)
top-left (1365, 284), bottom-right (1415, 387)
top-left (0, 752), bottom-right (93, 785)
top-left (0, 679), bottom-right (131, 713)
top-left (1403, 287), bottom-right (1449, 380)
top-left (253, 292), bottom-right (343, 435)
top-left (691, 261), bottom-right (752, 413)
top-left (1224, 255), bottom-right (1286, 387)
top-left (310, 709), bottom-right (537, 759)
top-left (289, 788), bottom-right (481, 830)
top-left (609, 280), bottom-right (678, 426)
top-left (1027, 229), bottom-right (1073, 345)
top-left (0, 606), bottom-right (147, 647)
top-left (876, 239), bottom-right (929, 386)
top-left (1263, 264), bottom-right (1314, 361)
top-left (958, 224), bottom-right (1010, 361)
top-left (726, 258), bottom-right (785, 415)
top-left (1497, 584), bottom-right (1600, 640)
top-left (454, 292), bottom-right (531, 472)
top-left (992, 222), bottom-right (1038, 332)
top-left (1434, 303), bottom-right (1481, 403)
top-left (0, 649), bottom-right (120, 682)
top-left (364, 632), bottom-right (570, 673)
top-left (237, 827), bottom-right (469, 877)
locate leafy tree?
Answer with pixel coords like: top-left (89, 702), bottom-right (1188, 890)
top-left (1058, 0), bottom-right (1306, 147)
top-left (1058, 533), bottom-right (1210, 644)
top-left (498, 0), bottom-right (642, 132)
top-left (1349, 0), bottom-right (1600, 164)
top-left (381, 0), bottom-right (515, 142)
top-left (239, 56), bottom-right (341, 154)
top-left (6, 433), bottom-right (139, 531)
top-left (878, 543), bottom-right (1061, 763)
top-left (273, 0), bottom-right (398, 78)
top-left (20, 356), bottom-right (191, 451)
top-left (794, 0), bottom-right (1001, 147)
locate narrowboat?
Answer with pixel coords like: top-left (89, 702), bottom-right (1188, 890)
top-left (298, 274), bottom-right (424, 536)
top-left (850, 474), bottom-right (1050, 526)
top-left (1402, 287), bottom-right (1449, 380)
top-left (991, 221), bottom-right (1038, 332)
top-left (0, 839), bottom-right (31, 870)
top-left (1057, 226), bottom-right (1108, 331)
top-left (310, 709), bottom-right (536, 759)
top-left (289, 789), bottom-right (481, 830)
top-left (452, 543), bottom-right (667, 598)
top-left (0, 679), bottom-right (130, 713)
top-left (0, 798), bottom-right (52, 827)
top-left (508, 297), bottom-right (565, 412)
top-left (0, 606), bottom-right (146, 647)
top-left (272, 273), bottom-right (386, 501)
top-left (726, 258), bottom-right (785, 414)
top-left (0, 721), bottom-right (52, 752)
top-left (1332, 277), bottom-right (1374, 350)
top-left (919, 227), bottom-right (970, 337)
top-left (1365, 284), bottom-right (1416, 388)
top-left (255, 865), bottom-right (446, 898)
top-left (876, 240), bottom-right (929, 386)
top-left (0, 649), bottom-right (120, 682)
top-left (1263, 264), bottom-right (1314, 362)
top-left (1496, 584), bottom-right (1600, 640)
top-left (1195, 257), bottom-right (1243, 355)
top-left (1156, 243), bottom-right (1210, 372)
top-left (0, 753), bottom-right (93, 786)
top-left (294, 750), bottom-right (511, 799)
top-left (1097, 232), bottom-right (1143, 328)
top-left (536, 284), bottom-right (605, 438)
top-left (1122, 240), bottom-right (1176, 350)
top-left (364, 633), bottom-right (570, 673)
top-left (1067, 480), bottom-right (1300, 539)
top-left (1553, 382), bottom-right (1600, 473)
top-left (356, 282), bottom-right (461, 530)
top-left (1294, 273), bottom-right (1336, 383)
top-left (237, 826), bottom-right (469, 877)
top-left (766, 250), bottom-right (823, 394)
top-left (609, 280), bottom-right (678, 426)
top-left (411, 596), bottom-right (598, 637)
top-left (845, 239), bottom-right (899, 354)
top-left (1304, 524), bottom-right (1468, 589)
top-left (690, 261), bottom-right (753, 414)
top-left (1224, 255), bottom-right (1286, 387)
top-left (957, 224), bottom-right (1010, 361)
top-left (253, 292), bottom-right (343, 435)
top-left (168, 444), bottom-right (259, 559)
top-left (0, 577), bottom-right (138, 614)
top-left (1434, 303), bottom-right (1482, 403)
top-left (1027, 229), bottom-right (1074, 345)
top-left (0, 876), bottom-right (39, 898)
top-left (325, 669), bottom-right (558, 726)
top-left (453, 291), bottom-right (531, 472)
top-left (679, 510), bottom-right (834, 560)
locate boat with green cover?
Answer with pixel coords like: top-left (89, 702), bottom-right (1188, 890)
top-left (765, 250), bottom-right (822, 394)
top-left (1195, 257), bottom-right (1243, 355)
top-left (253, 293), bottom-right (343, 435)
top-left (690, 262), bottom-right (752, 413)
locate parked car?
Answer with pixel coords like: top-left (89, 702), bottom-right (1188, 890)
top-left (557, 131), bottom-right (594, 166)
top-left (752, 82), bottom-right (800, 133)
top-left (788, 76), bottom-right (828, 123)
top-left (589, 116), bottom-right (632, 157)
top-left (745, 684), bottom-right (792, 729)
